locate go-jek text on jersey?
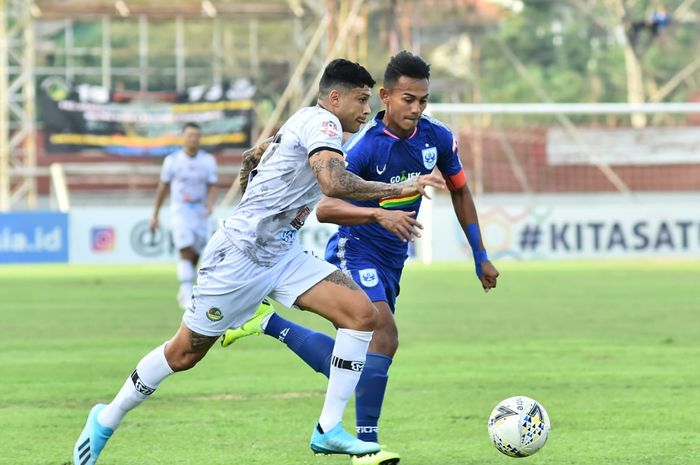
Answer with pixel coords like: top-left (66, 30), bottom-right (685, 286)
top-left (335, 111), bottom-right (465, 269)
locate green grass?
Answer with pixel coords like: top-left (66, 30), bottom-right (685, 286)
top-left (1, 261), bottom-right (699, 465)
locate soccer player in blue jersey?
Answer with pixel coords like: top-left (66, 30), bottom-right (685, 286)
top-left (222, 51), bottom-right (499, 465)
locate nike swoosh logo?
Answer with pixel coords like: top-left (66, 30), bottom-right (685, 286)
top-left (376, 164), bottom-right (387, 175)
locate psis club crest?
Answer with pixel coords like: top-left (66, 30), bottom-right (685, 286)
top-left (422, 147), bottom-right (437, 169)
top-left (359, 268), bottom-right (378, 288)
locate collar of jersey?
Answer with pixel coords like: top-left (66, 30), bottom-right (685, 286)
top-left (183, 149), bottom-right (201, 158)
top-left (374, 111), bottom-right (419, 141)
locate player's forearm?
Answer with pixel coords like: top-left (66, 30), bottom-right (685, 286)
top-left (206, 185), bottom-right (218, 211)
top-left (152, 183), bottom-right (168, 217)
top-left (316, 197), bottom-right (380, 225)
top-left (452, 186), bottom-right (494, 279)
top-left (451, 187), bottom-right (484, 249)
top-left (313, 156), bottom-right (404, 201)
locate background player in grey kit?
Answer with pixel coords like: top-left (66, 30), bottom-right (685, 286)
top-left (150, 122), bottom-right (218, 309)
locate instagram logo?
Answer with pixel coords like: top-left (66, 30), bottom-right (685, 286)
top-left (91, 226), bottom-right (115, 252)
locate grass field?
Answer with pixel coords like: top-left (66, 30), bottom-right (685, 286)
top-left (1, 261), bottom-right (699, 465)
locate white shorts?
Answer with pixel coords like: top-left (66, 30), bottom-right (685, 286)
top-left (182, 229), bottom-right (337, 336)
top-left (171, 216), bottom-right (209, 254)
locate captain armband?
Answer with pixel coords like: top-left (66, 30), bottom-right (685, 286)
top-left (443, 168), bottom-right (467, 192)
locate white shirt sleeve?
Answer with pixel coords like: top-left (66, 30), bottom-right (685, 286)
top-left (160, 155), bottom-right (174, 183)
top-left (299, 112), bottom-right (343, 156)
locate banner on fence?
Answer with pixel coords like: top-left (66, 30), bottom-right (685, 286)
top-left (39, 78), bottom-right (255, 156)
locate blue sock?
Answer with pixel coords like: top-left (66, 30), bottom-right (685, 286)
top-left (263, 313), bottom-right (333, 377)
top-left (355, 352), bottom-right (392, 443)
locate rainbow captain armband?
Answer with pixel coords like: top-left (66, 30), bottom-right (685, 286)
top-left (465, 223), bottom-right (489, 278)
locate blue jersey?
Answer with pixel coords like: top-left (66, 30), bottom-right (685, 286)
top-left (334, 110), bottom-right (463, 269)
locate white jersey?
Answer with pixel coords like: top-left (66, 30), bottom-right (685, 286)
top-left (160, 149), bottom-right (218, 219)
top-left (222, 105), bottom-right (343, 266)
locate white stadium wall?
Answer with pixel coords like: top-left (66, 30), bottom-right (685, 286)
top-left (2, 194), bottom-right (698, 265)
top-left (427, 193), bottom-right (700, 262)
top-left (67, 207), bottom-right (337, 264)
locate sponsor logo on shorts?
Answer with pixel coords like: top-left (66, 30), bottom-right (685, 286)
top-left (359, 268), bottom-right (378, 288)
top-left (206, 307), bottom-right (223, 321)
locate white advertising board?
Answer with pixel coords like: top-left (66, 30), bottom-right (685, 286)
top-left (430, 194), bottom-right (700, 262)
top-left (69, 207), bottom-right (337, 264)
top-left (70, 194), bottom-right (700, 264)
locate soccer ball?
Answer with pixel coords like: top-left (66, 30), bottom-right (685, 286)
top-left (487, 396), bottom-right (550, 457)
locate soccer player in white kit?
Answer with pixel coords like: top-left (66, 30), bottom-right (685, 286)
top-left (150, 122), bottom-right (218, 309)
top-left (73, 59), bottom-right (446, 465)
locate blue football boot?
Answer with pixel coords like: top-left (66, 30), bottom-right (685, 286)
top-left (310, 422), bottom-right (381, 456)
top-left (73, 404), bottom-right (114, 465)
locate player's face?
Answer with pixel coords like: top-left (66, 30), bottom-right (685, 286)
top-left (381, 76), bottom-right (429, 137)
top-left (334, 86), bottom-right (372, 133)
top-left (183, 127), bottom-right (201, 154)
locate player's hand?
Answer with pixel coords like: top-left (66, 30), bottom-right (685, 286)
top-left (478, 261), bottom-right (499, 293)
top-left (401, 170), bottom-right (446, 200)
top-left (376, 209), bottom-right (423, 242)
top-left (205, 205), bottom-right (214, 217)
top-left (149, 216), bottom-right (159, 232)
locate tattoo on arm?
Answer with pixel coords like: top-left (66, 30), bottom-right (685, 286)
top-left (323, 270), bottom-right (361, 290)
top-left (239, 138), bottom-right (272, 195)
top-left (311, 156), bottom-right (404, 201)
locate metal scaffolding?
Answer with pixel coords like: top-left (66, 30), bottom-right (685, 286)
top-left (1, 0), bottom-right (37, 211)
top-left (0, 0), bottom-right (367, 211)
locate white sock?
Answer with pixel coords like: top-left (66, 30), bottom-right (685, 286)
top-left (179, 282), bottom-right (193, 303)
top-left (318, 328), bottom-right (373, 432)
top-left (97, 342), bottom-right (174, 430)
top-left (177, 260), bottom-right (195, 300)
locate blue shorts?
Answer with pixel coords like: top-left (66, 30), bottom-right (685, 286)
top-left (325, 233), bottom-right (403, 312)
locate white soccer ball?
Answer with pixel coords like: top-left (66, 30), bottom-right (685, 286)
top-left (487, 396), bottom-right (550, 457)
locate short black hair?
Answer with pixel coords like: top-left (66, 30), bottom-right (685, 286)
top-left (319, 59), bottom-right (376, 97)
top-left (183, 122), bottom-right (201, 131)
top-left (384, 51), bottom-right (431, 88)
